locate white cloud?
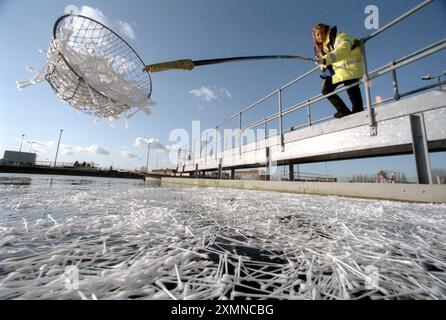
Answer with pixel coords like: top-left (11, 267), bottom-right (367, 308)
top-left (62, 148), bottom-right (74, 156)
top-left (120, 151), bottom-right (140, 159)
top-left (85, 145), bottom-right (110, 155)
top-left (59, 144), bottom-right (109, 156)
top-left (189, 86), bottom-right (232, 104)
top-left (220, 88), bottom-right (232, 99)
top-left (134, 137), bottom-right (166, 151)
top-left (64, 5), bottom-right (136, 40)
top-left (46, 141), bottom-right (56, 148)
top-left (117, 20), bottom-right (136, 40)
top-left (190, 86), bottom-right (218, 102)
top-left (134, 137), bottom-right (149, 148)
top-left (59, 144), bottom-right (73, 156)
top-left (68, 6), bottom-right (107, 24)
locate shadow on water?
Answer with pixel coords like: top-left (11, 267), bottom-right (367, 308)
top-left (195, 233), bottom-right (290, 299)
top-left (65, 179), bottom-right (95, 186)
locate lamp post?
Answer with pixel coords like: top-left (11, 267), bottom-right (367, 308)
top-left (145, 141), bottom-right (152, 173)
top-left (54, 129), bottom-right (63, 167)
top-left (28, 141), bottom-right (36, 153)
top-left (19, 134), bottom-right (25, 152)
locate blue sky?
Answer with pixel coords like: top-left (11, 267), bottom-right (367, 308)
top-left (0, 0), bottom-right (445, 178)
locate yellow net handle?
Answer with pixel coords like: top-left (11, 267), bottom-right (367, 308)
top-left (144, 55), bottom-right (316, 73)
top-left (144, 59), bottom-right (195, 73)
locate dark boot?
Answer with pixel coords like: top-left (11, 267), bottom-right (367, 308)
top-left (322, 77), bottom-right (352, 119)
top-left (328, 95), bottom-right (351, 118)
top-left (346, 80), bottom-right (364, 114)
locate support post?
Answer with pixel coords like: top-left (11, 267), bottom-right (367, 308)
top-left (410, 113), bottom-right (433, 184)
top-left (218, 158), bottom-right (222, 180)
top-left (391, 61), bottom-right (400, 101)
top-left (361, 42), bottom-right (377, 136)
top-left (239, 112), bottom-right (242, 156)
top-left (19, 134), bottom-right (25, 153)
top-left (289, 163), bottom-right (294, 181)
top-left (307, 102), bottom-right (312, 126)
top-left (278, 89), bottom-right (284, 151)
top-left (265, 147), bottom-right (271, 181)
top-left (215, 126), bottom-right (219, 160)
top-left (231, 169), bottom-right (235, 180)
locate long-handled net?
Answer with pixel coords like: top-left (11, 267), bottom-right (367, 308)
top-left (18, 14), bottom-right (315, 119)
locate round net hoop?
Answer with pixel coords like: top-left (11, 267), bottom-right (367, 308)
top-left (45, 14), bottom-right (153, 118)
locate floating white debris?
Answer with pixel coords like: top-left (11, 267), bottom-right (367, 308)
top-left (0, 181), bottom-right (445, 300)
top-left (16, 14), bottom-right (154, 122)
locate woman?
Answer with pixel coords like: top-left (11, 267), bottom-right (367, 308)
top-left (313, 23), bottom-right (364, 118)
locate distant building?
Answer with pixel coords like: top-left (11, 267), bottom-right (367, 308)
top-left (0, 151), bottom-right (36, 166)
top-left (377, 170), bottom-right (396, 183)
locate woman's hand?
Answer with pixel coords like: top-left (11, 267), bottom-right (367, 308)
top-left (316, 57), bottom-right (326, 66)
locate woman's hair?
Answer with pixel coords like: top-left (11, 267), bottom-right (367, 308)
top-left (312, 23), bottom-right (330, 58)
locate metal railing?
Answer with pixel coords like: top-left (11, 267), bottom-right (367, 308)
top-left (178, 0), bottom-right (444, 170)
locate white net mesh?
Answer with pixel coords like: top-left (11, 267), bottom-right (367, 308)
top-left (18, 14), bottom-right (154, 120)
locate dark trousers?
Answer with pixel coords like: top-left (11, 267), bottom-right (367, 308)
top-left (321, 77), bottom-right (364, 114)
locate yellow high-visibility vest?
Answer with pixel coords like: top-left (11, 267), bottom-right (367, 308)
top-left (322, 28), bottom-right (364, 84)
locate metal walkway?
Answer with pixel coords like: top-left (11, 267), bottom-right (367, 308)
top-left (179, 90), bottom-right (446, 182)
top-left (176, 0), bottom-right (446, 184)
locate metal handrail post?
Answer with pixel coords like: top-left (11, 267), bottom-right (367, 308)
top-left (238, 112), bottom-right (242, 155)
top-left (361, 42), bottom-right (376, 136)
top-left (307, 101), bottom-right (312, 126)
top-left (278, 89), bottom-right (284, 150)
top-left (391, 61), bottom-right (400, 101)
top-left (215, 126), bottom-right (219, 160)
